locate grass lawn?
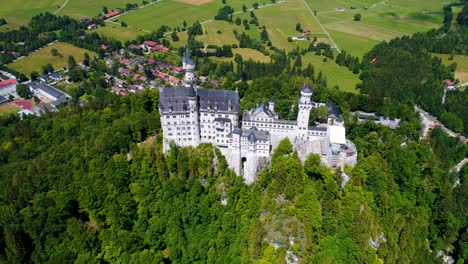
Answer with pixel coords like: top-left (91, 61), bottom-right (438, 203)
top-left (302, 53), bottom-right (360, 93)
top-left (116, 0), bottom-right (255, 32)
top-left (434, 53), bottom-right (468, 84)
top-left (9, 42), bottom-right (97, 76)
top-left (0, 102), bottom-right (20, 116)
top-left (211, 48), bottom-right (271, 64)
top-left (0, 0), bottom-right (62, 29)
top-left (326, 29), bottom-right (379, 56)
top-left (245, 0), bottom-right (323, 51)
top-left (56, 0), bottom-right (130, 18)
top-left (95, 22), bottom-right (144, 42)
top-left (198, 21), bottom-right (242, 47)
top-left (308, 0), bottom-right (446, 55)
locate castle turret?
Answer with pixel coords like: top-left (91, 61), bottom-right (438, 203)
top-left (297, 84), bottom-right (313, 135)
top-left (268, 99), bottom-right (275, 112)
top-left (187, 84), bottom-right (200, 146)
top-left (183, 46), bottom-right (196, 87)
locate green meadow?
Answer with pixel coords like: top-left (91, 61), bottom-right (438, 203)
top-left (94, 22), bottom-right (144, 42)
top-left (310, 0), bottom-right (446, 55)
top-left (0, 0), bottom-right (62, 29)
top-left (435, 53), bottom-right (468, 84)
top-left (115, 0), bottom-right (255, 32)
top-left (55, 0), bottom-right (130, 18)
top-left (302, 53), bottom-right (360, 93)
top-left (9, 42), bottom-right (96, 76)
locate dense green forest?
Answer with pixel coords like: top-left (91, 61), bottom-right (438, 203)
top-left (0, 85), bottom-right (466, 263)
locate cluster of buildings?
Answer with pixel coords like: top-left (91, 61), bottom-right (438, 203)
top-left (104, 46), bottom-right (203, 96)
top-left (160, 48), bottom-right (357, 183)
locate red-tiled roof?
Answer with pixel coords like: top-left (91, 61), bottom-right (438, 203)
top-left (175, 66), bottom-right (183, 72)
top-left (444, 79), bottom-right (454, 86)
top-left (144, 41), bottom-right (158, 47)
top-left (0, 79), bottom-right (17, 87)
top-left (105, 10), bottom-right (120, 19)
top-left (157, 73), bottom-right (167, 79)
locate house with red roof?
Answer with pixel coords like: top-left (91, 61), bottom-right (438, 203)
top-left (169, 76), bottom-right (180, 85)
top-left (0, 79), bottom-right (18, 96)
top-left (175, 66), bottom-right (184, 72)
top-left (444, 79), bottom-right (455, 90)
top-left (144, 41), bottom-right (158, 48)
top-left (105, 10), bottom-right (120, 19)
top-left (87, 24), bottom-right (97, 30)
top-left (157, 73), bottom-right (168, 80)
top-left (147, 58), bottom-right (156, 64)
top-left (303, 29), bottom-right (311, 35)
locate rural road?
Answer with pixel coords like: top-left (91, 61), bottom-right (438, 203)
top-left (415, 105), bottom-right (465, 141)
top-left (301, 0), bottom-right (341, 52)
top-left (54, 0), bottom-right (70, 14)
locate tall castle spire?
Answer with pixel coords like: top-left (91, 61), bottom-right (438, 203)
top-left (183, 45), bottom-right (196, 87)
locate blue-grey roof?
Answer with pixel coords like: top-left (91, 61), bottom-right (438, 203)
top-left (308, 126), bottom-right (327, 132)
top-left (159, 87), bottom-right (240, 113)
top-left (197, 88), bottom-right (239, 112)
top-left (251, 102), bottom-right (276, 118)
top-left (301, 83), bottom-right (313, 93)
top-left (50, 72), bottom-right (62, 79)
top-left (0, 95), bottom-right (8, 104)
top-left (183, 46), bottom-right (194, 65)
top-left (240, 127), bottom-right (269, 142)
top-left (31, 83), bottom-right (67, 99)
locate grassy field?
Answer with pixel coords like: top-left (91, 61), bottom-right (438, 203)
top-left (435, 53), bottom-right (468, 84)
top-left (9, 42), bottom-right (97, 76)
top-left (0, 0), bottom-right (62, 29)
top-left (56, 0), bottom-right (130, 18)
top-left (302, 53), bottom-right (360, 93)
top-left (116, 0), bottom-right (255, 31)
top-left (211, 48), bottom-right (271, 64)
top-left (94, 22), bottom-right (144, 42)
top-left (310, 0), bottom-right (446, 55)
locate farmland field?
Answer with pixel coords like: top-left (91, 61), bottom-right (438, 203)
top-left (55, 0), bottom-right (130, 18)
top-left (435, 54), bottom-right (468, 84)
top-left (310, 0), bottom-right (447, 55)
top-left (211, 48), bottom-right (271, 64)
top-left (302, 53), bottom-right (360, 93)
top-left (0, 0), bottom-right (62, 28)
top-left (9, 42), bottom-right (96, 76)
top-left (95, 22), bottom-right (144, 42)
top-left (116, 0), bottom-right (256, 31)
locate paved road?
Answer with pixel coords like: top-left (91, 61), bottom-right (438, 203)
top-left (415, 105), bottom-right (465, 141)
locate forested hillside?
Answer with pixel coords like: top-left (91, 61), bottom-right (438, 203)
top-left (0, 89), bottom-right (466, 263)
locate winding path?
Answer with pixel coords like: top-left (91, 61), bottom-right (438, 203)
top-left (301, 0), bottom-right (341, 52)
top-left (54, 0), bottom-right (70, 14)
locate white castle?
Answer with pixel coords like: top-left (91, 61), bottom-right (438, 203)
top-left (159, 47), bottom-right (357, 183)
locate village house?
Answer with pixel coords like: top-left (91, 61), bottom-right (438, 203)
top-left (444, 79), bottom-right (456, 90)
top-left (87, 24), bottom-right (97, 30)
top-left (104, 10), bottom-right (120, 19)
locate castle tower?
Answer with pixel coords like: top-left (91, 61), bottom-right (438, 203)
top-left (187, 84), bottom-right (200, 146)
top-left (183, 46), bottom-right (196, 87)
top-left (296, 83), bottom-right (313, 136)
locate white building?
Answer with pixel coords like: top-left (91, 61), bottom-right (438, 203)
top-left (160, 48), bottom-right (357, 183)
top-left (0, 79), bottom-right (18, 97)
